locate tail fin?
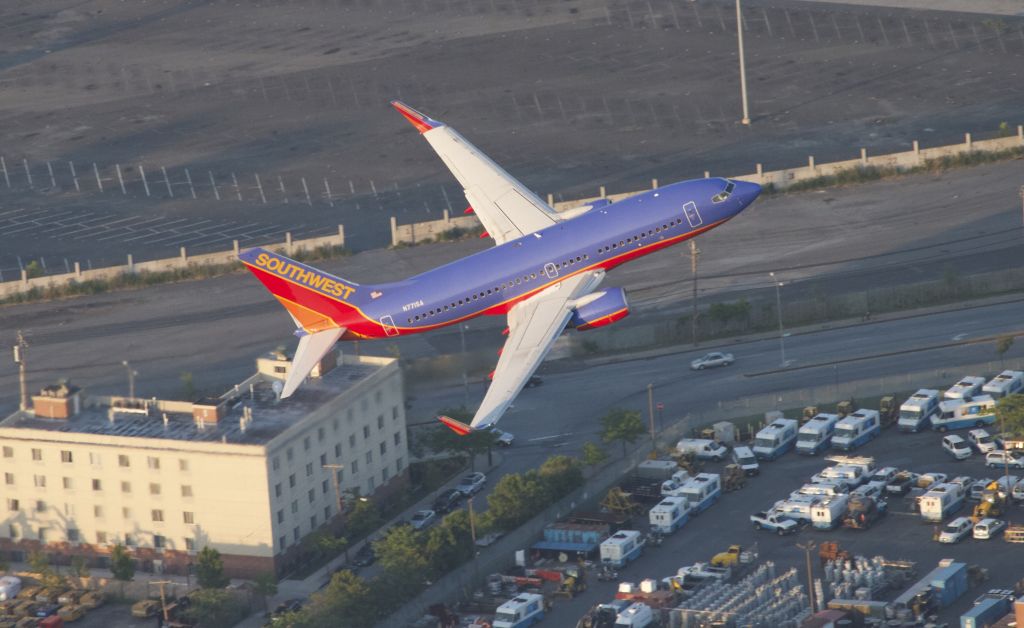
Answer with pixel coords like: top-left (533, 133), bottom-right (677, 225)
top-left (438, 415), bottom-right (474, 436)
top-left (239, 247), bottom-right (356, 398)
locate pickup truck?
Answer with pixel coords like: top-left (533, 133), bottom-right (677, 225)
top-left (750, 511), bottom-right (799, 535)
top-left (677, 562), bottom-right (731, 582)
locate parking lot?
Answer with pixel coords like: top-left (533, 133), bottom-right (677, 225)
top-left (543, 421), bottom-right (1024, 625)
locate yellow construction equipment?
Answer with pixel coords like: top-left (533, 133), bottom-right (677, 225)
top-left (971, 482), bottom-right (1005, 522)
top-left (836, 400), bottom-right (857, 418)
top-left (554, 567), bottom-right (587, 598)
top-left (711, 544), bottom-right (743, 568)
top-left (672, 451), bottom-right (703, 476)
top-left (801, 406), bottom-right (819, 425)
top-left (722, 464), bottom-right (746, 492)
top-left (601, 487), bottom-right (643, 517)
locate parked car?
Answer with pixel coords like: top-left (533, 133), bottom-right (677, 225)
top-left (852, 483), bottom-right (883, 500)
top-left (986, 450), bottom-right (1024, 469)
top-left (886, 471), bottom-right (919, 496)
top-left (78, 591), bottom-right (106, 610)
top-left (690, 352), bottom-right (734, 370)
top-left (432, 489), bottom-right (464, 514)
top-left (1013, 479), bottom-right (1024, 502)
top-left (489, 427), bottom-right (515, 447)
top-left (967, 429), bottom-right (999, 454)
top-left (750, 511), bottom-right (798, 535)
top-left (131, 599), bottom-right (161, 618)
top-left (410, 509), bottom-right (437, 530)
top-left (525, 376), bottom-right (543, 388)
top-left (942, 434), bottom-right (972, 460)
top-left (973, 517), bottom-right (1007, 540)
top-left (33, 590), bottom-right (60, 604)
top-left (456, 472), bottom-right (487, 496)
top-left (937, 517), bottom-right (974, 543)
top-left (57, 604), bottom-right (86, 622)
top-left (969, 478), bottom-right (995, 501)
top-left (352, 544), bottom-right (376, 568)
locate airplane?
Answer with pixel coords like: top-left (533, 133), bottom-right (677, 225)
top-left (240, 101), bottom-right (761, 435)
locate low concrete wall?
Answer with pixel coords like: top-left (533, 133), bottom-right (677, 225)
top-left (0, 226), bottom-right (346, 298)
top-left (390, 126), bottom-right (1024, 245)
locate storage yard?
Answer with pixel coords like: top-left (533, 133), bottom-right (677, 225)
top-left (420, 370), bottom-right (1024, 627)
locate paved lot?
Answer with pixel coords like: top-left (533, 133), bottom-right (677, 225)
top-left (0, 0), bottom-right (1021, 270)
top-left (542, 426), bottom-right (1024, 625)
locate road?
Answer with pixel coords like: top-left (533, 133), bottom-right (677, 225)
top-left (1, 0), bottom-right (1022, 270)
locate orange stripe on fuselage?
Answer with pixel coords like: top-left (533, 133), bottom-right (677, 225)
top-left (576, 306), bottom-right (630, 331)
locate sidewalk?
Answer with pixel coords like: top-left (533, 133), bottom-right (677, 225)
top-left (233, 451), bottom-right (505, 627)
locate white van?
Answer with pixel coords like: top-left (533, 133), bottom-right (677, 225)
top-left (752, 418), bottom-right (798, 460)
top-left (810, 494), bottom-right (850, 529)
top-left (493, 593), bottom-right (545, 628)
top-left (649, 496), bottom-right (691, 534)
top-left (919, 482), bottom-right (967, 522)
top-left (796, 413), bottom-right (839, 455)
top-left (676, 438), bottom-right (728, 461)
top-left (898, 389), bottom-right (941, 433)
top-left (968, 429), bottom-right (999, 454)
top-left (615, 602), bottom-right (655, 627)
top-left (983, 370), bottom-right (1024, 398)
top-left (731, 446), bottom-right (760, 476)
top-left (600, 530), bottom-right (645, 568)
top-left (680, 473), bottom-right (722, 513)
top-left (942, 434), bottom-right (972, 460)
top-left (945, 376), bottom-right (986, 400)
top-left (832, 410), bottom-right (881, 450)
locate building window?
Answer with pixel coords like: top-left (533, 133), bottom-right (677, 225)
top-left (363, 426), bottom-right (370, 440)
top-left (302, 437), bottom-right (310, 451)
top-left (32, 474), bottom-right (45, 488)
top-left (310, 515), bottom-right (317, 529)
top-left (368, 477), bottom-right (375, 491)
top-left (121, 481), bottom-right (131, 493)
top-left (293, 527), bottom-right (300, 542)
top-left (92, 479), bottom-right (102, 491)
top-left (63, 477), bottom-right (73, 490)
top-left (377, 415), bottom-right (384, 430)
top-left (279, 536), bottom-right (287, 550)
top-left (291, 501), bottom-right (298, 514)
top-left (275, 484), bottom-right (282, 498)
top-left (392, 406), bottom-right (399, 421)
top-left (394, 432), bottom-right (402, 446)
top-left (7, 499), bottom-right (18, 512)
top-left (185, 538), bottom-right (196, 551)
top-left (149, 483), bottom-right (161, 496)
top-left (332, 418), bottom-right (339, 433)
top-left (4, 473), bottom-right (13, 485)
top-left (307, 489), bottom-right (314, 504)
top-left (61, 450), bottom-right (73, 463)
top-left (320, 453), bottom-right (327, 466)
top-left (334, 443), bottom-right (341, 458)
top-left (67, 528), bottom-right (79, 542)
top-left (351, 460), bottom-right (358, 474)
top-left (31, 449), bottom-right (42, 461)
top-left (147, 457), bottom-right (160, 470)
top-left (94, 505), bottom-right (104, 518)
top-left (305, 463), bottom-right (313, 477)
top-left (277, 510), bottom-right (284, 524)
top-left (35, 500), bottom-right (45, 513)
top-left (317, 427), bottom-right (325, 441)
top-left (89, 452), bottom-right (102, 466)
top-left (1, 447), bottom-right (12, 458)
top-left (96, 531), bottom-right (108, 545)
top-left (123, 507), bottom-right (131, 519)
top-left (181, 485), bottom-right (193, 498)
top-left (153, 535), bottom-right (165, 549)
top-left (349, 435), bottom-right (356, 448)
top-left (365, 451), bottom-right (372, 464)
top-left (118, 455), bottom-right (130, 468)
top-left (125, 534), bottom-right (136, 547)
top-left (289, 474), bottom-right (296, 488)
top-left (324, 506), bottom-right (331, 520)
top-left (379, 442), bottom-right (387, 455)
top-left (382, 468), bottom-right (390, 482)
top-left (272, 456), bottom-right (280, 471)
top-left (151, 510), bottom-right (164, 523)
top-left (397, 458), bottom-right (404, 473)
top-left (179, 459), bottom-right (189, 472)
top-left (64, 503), bottom-right (75, 516)
top-left (183, 512), bottom-right (195, 524)
top-left (322, 480), bottom-right (329, 495)
top-left (375, 391), bottom-right (382, 406)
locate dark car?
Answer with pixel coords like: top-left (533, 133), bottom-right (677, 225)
top-left (525, 375), bottom-right (543, 388)
top-left (352, 544), bottom-right (376, 568)
top-left (432, 489), bottom-right (464, 514)
top-left (33, 602), bottom-right (60, 618)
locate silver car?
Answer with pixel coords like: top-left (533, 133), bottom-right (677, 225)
top-left (456, 472), bottom-right (487, 496)
top-left (409, 509), bottom-right (436, 530)
top-left (985, 451), bottom-right (1024, 469)
top-left (690, 352), bottom-right (735, 370)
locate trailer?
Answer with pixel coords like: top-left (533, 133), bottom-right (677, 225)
top-left (600, 530), bottom-right (645, 568)
top-left (679, 473), bottom-right (721, 513)
top-left (920, 482), bottom-right (967, 522)
top-left (831, 410), bottom-right (881, 450)
top-left (810, 495), bottom-right (850, 529)
top-left (961, 592), bottom-right (1014, 628)
top-left (932, 396), bottom-right (997, 432)
top-left (752, 418), bottom-right (798, 460)
top-left (796, 413), bottom-right (839, 455)
top-left (648, 496), bottom-right (691, 535)
top-left (945, 376), bottom-right (986, 400)
top-left (982, 370), bottom-right (1024, 398)
top-left (892, 560), bottom-right (968, 613)
top-left (532, 522), bottom-right (609, 557)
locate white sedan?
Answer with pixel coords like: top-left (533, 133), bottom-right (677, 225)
top-left (409, 509), bottom-right (437, 530)
top-left (937, 517), bottom-right (974, 543)
top-left (690, 352), bottom-right (735, 370)
top-left (973, 518), bottom-right (1007, 540)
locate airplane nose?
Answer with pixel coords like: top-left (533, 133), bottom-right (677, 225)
top-left (737, 180), bottom-right (762, 205)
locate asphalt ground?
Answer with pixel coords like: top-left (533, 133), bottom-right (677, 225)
top-left (0, 0), bottom-right (1022, 272)
top-left (539, 425), bottom-right (1024, 626)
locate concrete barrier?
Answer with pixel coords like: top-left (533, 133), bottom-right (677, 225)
top-left (390, 127), bottom-right (1023, 245)
top-left (0, 225), bottom-right (346, 299)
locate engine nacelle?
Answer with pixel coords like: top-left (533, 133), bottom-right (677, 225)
top-left (569, 288), bottom-right (630, 331)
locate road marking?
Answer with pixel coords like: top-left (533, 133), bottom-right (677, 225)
top-left (952, 333), bottom-right (967, 341)
top-left (528, 433), bottom-right (573, 442)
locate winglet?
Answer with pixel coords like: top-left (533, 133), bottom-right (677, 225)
top-left (438, 415), bottom-right (473, 436)
top-left (391, 101), bottom-right (443, 134)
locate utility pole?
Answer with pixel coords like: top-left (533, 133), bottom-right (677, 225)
top-left (647, 384), bottom-right (656, 454)
top-left (689, 240), bottom-right (700, 345)
top-left (322, 464), bottom-right (345, 515)
top-left (152, 579), bottom-right (173, 623)
top-left (468, 497), bottom-right (480, 584)
top-left (769, 272), bottom-right (786, 367)
top-left (122, 360), bottom-right (136, 400)
top-left (13, 331), bottom-right (28, 412)
top-left (1019, 185), bottom-right (1024, 231)
top-left (736, 0), bottom-right (751, 125)
top-left (796, 541), bottom-right (817, 613)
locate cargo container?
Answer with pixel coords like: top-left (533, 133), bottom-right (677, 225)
top-left (961, 595), bottom-right (1013, 628)
top-left (531, 522), bottom-right (609, 556)
top-left (893, 560), bottom-right (967, 611)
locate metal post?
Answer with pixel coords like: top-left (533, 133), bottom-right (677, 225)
top-left (13, 331), bottom-right (28, 412)
top-left (690, 240), bottom-right (700, 345)
top-left (122, 360), bottom-right (136, 399)
top-left (797, 541), bottom-right (817, 612)
top-left (152, 580), bottom-right (172, 623)
top-left (468, 497), bottom-right (480, 584)
top-left (736, 0), bottom-right (751, 125)
top-left (770, 272), bottom-right (786, 366)
top-left (648, 383), bottom-right (656, 453)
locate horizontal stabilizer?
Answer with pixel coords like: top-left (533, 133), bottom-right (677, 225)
top-left (438, 415), bottom-right (473, 436)
top-left (281, 327), bottom-right (344, 398)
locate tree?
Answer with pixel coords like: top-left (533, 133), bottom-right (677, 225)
top-left (69, 555), bottom-right (89, 578)
top-left (483, 470), bottom-right (551, 531)
top-left (424, 408), bottom-right (499, 469)
top-left (195, 546), bottom-right (229, 589)
top-left (372, 525), bottom-right (429, 592)
top-left (180, 371), bottom-right (196, 400)
top-left (996, 394), bottom-right (1024, 437)
top-left (315, 532), bottom-right (348, 560)
top-left (996, 335), bottom-right (1015, 368)
top-left (582, 442), bottom-right (609, 467)
top-left (345, 499), bottom-right (382, 539)
top-left (110, 544), bottom-right (135, 596)
top-left (27, 550), bottom-right (60, 588)
top-left (600, 408), bottom-right (646, 457)
top-left (424, 510), bottom-right (474, 576)
top-left (538, 455), bottom-right (584, 498)
top-left (181, 589), bottom-right (245, 627)
top-left (252, 572), bottom-right (278, 613)
top-left (298, 570), bottom-right (380, 628)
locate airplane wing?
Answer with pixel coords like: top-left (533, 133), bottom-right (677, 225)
top-left (439, 270), bottom-right (605, 435)
top-left (391, 101), bottom-right (560, 245)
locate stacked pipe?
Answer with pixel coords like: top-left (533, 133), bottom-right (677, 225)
top-left (673, 565), bottom-right (809, 628)
top-left (823, 555), bottom-right (891, 601)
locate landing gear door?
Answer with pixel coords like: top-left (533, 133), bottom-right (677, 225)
top-left (683, 201), bottom-right (703, 228)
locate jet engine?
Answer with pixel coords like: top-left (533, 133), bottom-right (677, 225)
top-left (569, 288), bottom-right (629, 331)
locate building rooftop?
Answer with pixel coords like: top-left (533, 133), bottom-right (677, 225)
top-left (0, 356), bottom-right (385, 446)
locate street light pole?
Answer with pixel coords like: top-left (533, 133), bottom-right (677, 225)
top-left (769, 272), bottom-right (786, 366)
top-left (736, 0), bottom-right (751, 125)
top-left (647, 384), bottom-right (656, 454)
top-left (122, 360), bottom-right (136, 400)
top-left (796, 541), bottom-right (817, 613)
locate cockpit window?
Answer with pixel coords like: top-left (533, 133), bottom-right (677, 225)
top-left (712, 180), bottom-right (736, 203)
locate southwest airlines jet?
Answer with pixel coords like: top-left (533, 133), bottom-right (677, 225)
top-left (240, 102), bottom-right (760, 435)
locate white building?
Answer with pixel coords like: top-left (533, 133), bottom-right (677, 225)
top-left (0, 350), bottom-right (407, 578)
